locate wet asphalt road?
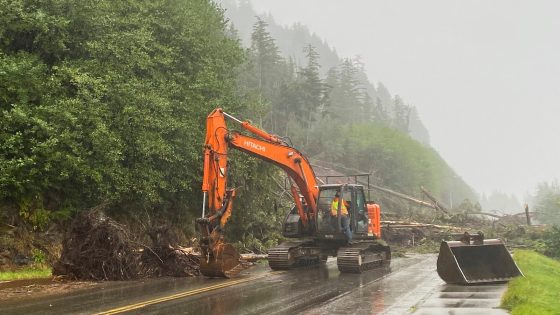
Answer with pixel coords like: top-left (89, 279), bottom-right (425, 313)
top-left (303, 255), bottom-right (508, 315)
top-left (0, 254), bottom-right (508, 315)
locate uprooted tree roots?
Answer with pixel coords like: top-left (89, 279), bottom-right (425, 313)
top-left (142, 226), bottom-right (200, 277)
top-left (53, 209), bottom-right (199, 280)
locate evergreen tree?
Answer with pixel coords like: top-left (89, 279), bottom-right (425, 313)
top-left (392, 95), bottom-right (411, 134)
top-left (298, 44), bottom-right (324, 144)
top-left (408, 106), bottom-right (430, 144)
top-left (374, 97), bottom-right (389, 124)
top-left (249, 17), bottom-right (282, 96)
top-left (362, 93), bottom-right (377, 123)
top-left (326, 58), bottom-right (362, 123)
top-left (322, 67), bottom-right (340, 119)
top-left (376, 82), bottom-right (393, 117)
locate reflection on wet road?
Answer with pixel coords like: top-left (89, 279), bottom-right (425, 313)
top-left (304, 255), bottom-right (508, 315)
top-left (410, 283), bottom-right (508, 315)
top-left (123, 256), bottom-right (417, 315)
top-left (0, 254), bottom-right (509, 315)
top-left (0, 256), bottom-right (411, 314)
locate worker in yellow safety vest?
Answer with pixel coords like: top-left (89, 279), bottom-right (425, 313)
top-left (331, 191), bottom-right (352, 241)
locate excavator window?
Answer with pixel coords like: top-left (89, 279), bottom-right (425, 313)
top-left (342, 190), bottom-right (353, 233)
top-left (355, 189), bottom-right (368, 234)
top-left (317, 188), bottom-right (337, 233)
top-left (342, 191), bottom-right (352, 207)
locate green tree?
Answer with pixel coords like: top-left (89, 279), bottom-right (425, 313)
top-left (392, 95), bottom-right (411, 133)
top-left (0, 0), bottom-right (246, 229)
top-left (249, 17), bottom-right (282, 96)
top-left (296, 44), bottom-right (324, 145)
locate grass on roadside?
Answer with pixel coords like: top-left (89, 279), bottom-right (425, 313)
top-left (0, 267), bottom-right (52, 281)
top-left (501, 250), bottom-right (560, 315)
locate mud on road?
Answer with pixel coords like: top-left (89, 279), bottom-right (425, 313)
top-left (0, 278), bottom-right (100, 303)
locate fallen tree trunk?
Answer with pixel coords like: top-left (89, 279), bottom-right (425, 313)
top-left (382, 220), bottom-right (462, 230)
top-left (477, 212), bottom-right (503, 218)
top-left (240, 254), bottom-right (268, 262)
top-left (420, 186), bottom-right (450, 215)
top-left (369, 185), bottom-right (437, 209)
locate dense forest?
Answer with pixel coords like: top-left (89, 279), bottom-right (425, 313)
top-left (1, 0), bottom-right (481, 252)
top-left (0, 0), bottom-right (249, 233)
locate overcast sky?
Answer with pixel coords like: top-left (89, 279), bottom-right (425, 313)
top-left (251, 0), bottom-right (560, 201)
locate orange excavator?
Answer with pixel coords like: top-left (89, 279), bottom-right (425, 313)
top-left (197, 108), bottom-right (390, 278)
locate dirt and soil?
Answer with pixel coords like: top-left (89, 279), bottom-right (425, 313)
top-left (0, 277), bottom-right (99, 302)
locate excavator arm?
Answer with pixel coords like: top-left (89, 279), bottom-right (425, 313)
top-left (198, 108), bottom-right (319, 277)
top-left (227, 131), bottom-right (318, 224)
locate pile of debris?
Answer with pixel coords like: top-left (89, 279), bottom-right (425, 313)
top-left (141, 226), bottom-right (200, 277)
top-left (382, 220), bottom-right (464, 247)
top-left (53, 209), bottom-right (199, 281)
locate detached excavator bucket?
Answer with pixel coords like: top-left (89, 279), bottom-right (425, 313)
top-left (200, 242), bottom-right (243, 278)
top-left (437, 233), bottom-right (523, 284)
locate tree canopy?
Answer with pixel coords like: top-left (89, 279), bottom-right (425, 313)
top-left (0, 0), bottom-right (246, 228)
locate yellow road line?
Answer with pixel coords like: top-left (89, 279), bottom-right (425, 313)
top-left (94, 271), bottom-right (284, 315)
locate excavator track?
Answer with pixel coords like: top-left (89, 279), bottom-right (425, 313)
top-left (268, 245), bottom-right (293, 270)
top-left (268, 241), bottom-right (320, 270)
top-left (337, 242), bottom-right (391, 273)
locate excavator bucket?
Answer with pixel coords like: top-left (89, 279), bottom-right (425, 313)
top-left (437, 232), bottom-right (523, 284)
top-left (197, 190), bottom-right (247, 278)
top-left (199, 242), bottom-right (243, 278)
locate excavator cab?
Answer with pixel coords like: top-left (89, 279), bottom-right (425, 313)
top-left (315, 185), bottom-right (379, 240)
top-left (283, 183), bottom-right (381, 241)
top-left (282, 185), bottom-right (353, 239)
top-left (316, 185), bottom-right (349, 239)
top-left (313, 184), bottom-right (389, 272)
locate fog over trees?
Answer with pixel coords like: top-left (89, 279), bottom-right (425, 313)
top-left (243, 0), bottom-right (560, 216)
